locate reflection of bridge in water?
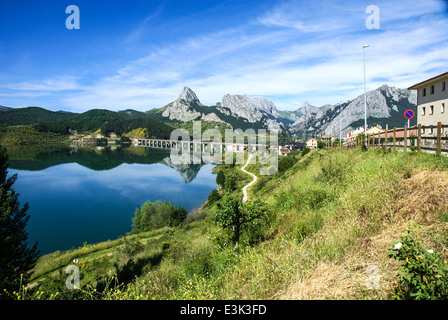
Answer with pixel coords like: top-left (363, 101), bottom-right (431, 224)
top-left (135, 139), bottom-right (268, 152)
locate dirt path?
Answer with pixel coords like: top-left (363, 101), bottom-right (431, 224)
top-left (241, 152), bottom-right (258, 203)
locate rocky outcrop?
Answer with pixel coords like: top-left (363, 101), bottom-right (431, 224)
top-left (218, 94), bottom-right (280, 122)
top-left (162, 87), bottom-right (202, 121)
top-left (161, 87), bottom-right (285, 131)
top-left (201, 112), bottom-right (227, 124)
top-left (289, 84), bottom-right (417, 135)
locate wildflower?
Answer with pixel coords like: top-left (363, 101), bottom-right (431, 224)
top-left (428, 249), bottom-right (434, 254)
top-left (394, 242), bottom-right (402, 250)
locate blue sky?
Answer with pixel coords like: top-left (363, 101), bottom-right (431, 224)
top-left (1, 0), bottom-right (447, 112)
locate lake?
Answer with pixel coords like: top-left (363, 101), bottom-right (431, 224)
top-left (5, 145), bottom-right (217, 255)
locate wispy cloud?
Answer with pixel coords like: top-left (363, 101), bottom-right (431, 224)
top-left (121, 4), bottom-right (166, 47)
top-left (6, 76), bottom-right (83, 91)
top-left (257, 0), bottom-right (360, 34)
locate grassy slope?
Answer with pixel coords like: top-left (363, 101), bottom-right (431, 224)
top-left (27, 148), bottom-right (448, 300)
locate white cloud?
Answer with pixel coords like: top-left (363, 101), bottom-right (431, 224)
top-left (5, 76), bottom-right (83, 92)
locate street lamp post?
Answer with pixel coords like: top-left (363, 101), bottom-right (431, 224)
top-left (339, 117), bottom-right (343, 148)
top-left (363, 44), bottom-right (369, 146)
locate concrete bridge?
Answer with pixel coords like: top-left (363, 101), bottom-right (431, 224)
top-left (134, 138), bottom-right (266, 153)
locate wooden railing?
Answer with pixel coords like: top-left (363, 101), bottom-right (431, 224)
top-left (346, 122), bottom-right (448, 156)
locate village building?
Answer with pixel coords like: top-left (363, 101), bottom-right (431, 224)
top-left (347, 127), bottom-right (365, 138)
top-left (279, 146), bottom-right (291, 155)
top-left (306, 138), bottom-right (318, 149)
top-left (408, 71), bottom-right (448, 136)
top-left (321, 133), bottom-right (337, 144)
top-left (278, 142), bottom-right (307, 155)
top-left (366, 125), bottom-right (385, 136)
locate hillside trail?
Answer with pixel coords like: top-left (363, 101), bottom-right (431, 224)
top-left (240, 149), bottom-right (314, 203)
top-left (241, 152), bottom-right (258, 203)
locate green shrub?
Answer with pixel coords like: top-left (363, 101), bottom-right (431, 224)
top-left (184, 209), bottom-right (208, 224)
top-left (182, 242), bottom-right (215, 277)
top-left (224, 172), bottom-right (237, 192)
top-left (131, 200), bottom-right (187, 233)
top-left (216, 170), bottom-right (225, 187)
top-left (301, 147), bottom-right (311, 156)
top-left (278, 155), bottom-right (295, 173)
top-left (207, 188), bottom-right (220, 204)
top-left (295, 221), bottom-right (312, 242)
top-left (119, 237), bottom-right (144, 257)
top-left (387, 229), bottom-right (448, 300)
top-left (316, 153), bottom-right (349, 184)
top-left (295, 213), bottom-right (323, 242)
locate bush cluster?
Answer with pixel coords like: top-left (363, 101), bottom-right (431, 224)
top-left (388, 229), bottom-right (448, 300)
top-left (131, 200), bottom-right (187, 233)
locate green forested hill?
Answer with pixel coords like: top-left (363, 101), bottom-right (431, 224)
top-left (0, 107), bottom-right (174, 140)
top-left (0, 107), bottom-right (75, 126)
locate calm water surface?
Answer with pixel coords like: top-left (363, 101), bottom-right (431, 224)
top-left (6, 145), bottom-right (217, 255)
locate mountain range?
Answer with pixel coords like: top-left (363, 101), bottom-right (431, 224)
top-left (288, 84), bottom-right (417, 137)
top-left (148, 84), bottom-right (417, 138)
top-left (1, 84), bottom-right (417, 139)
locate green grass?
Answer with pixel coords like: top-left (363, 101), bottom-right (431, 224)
top-left (19, 148), bottom-right (448, 300)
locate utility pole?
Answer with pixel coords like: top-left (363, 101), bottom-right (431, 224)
top-left (339, 118), bottom-right (342, 148)
top-left (363, 44), bottom-right (369, 146)
top-left (304, 104), bottom-right (307, 144)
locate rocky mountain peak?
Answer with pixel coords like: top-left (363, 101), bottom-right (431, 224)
top-left (301, 101), bottom-right (314, 109)
top-left (177, 87), bottom-right (202, 106)
top-left (290, 85), bottom-right (417, 136)
top-left (162, 87), bottom-right (202, 121)
top-left (219, 94), bottom-right (281, 121)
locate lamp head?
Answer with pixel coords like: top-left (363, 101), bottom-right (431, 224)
top-left (363, 44), bottom-right (369, 48)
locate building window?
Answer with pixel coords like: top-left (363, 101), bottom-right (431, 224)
top-left (431, 85), bottom-right (435, 94)
top-left (423, 88), bottom-right (427, 97)
top-left (443, 81), bottom-right (446, 91)
top-left (430, 127), bottom-right (434, 135)
top-left (422, 127), bottom-right (425, 134)
top-left (422, 106), bottom-right (426, 116)
top-left (442, 103), bottom-right (446, 114)
top-left (429, 105), bottom-right (434, 115)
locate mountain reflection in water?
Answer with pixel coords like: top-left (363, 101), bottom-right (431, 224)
top-left (6, 145), bottom-right (217, 254)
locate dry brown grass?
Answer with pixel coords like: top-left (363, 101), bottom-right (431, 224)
top-left (277, 227), bottom-right (403, 300)
top-left (277, 169), bottom-right (448, 300)
top-left (392, 169), bottom-right (448, 225)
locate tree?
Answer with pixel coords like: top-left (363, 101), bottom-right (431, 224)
top-left (131, 200), bottom-right (187, 233)
top-left (301, 146), bottom-right (311, 156)
top-left (332, 138), bottom-right (341, 147)
top-left (216, 170), bottom-right (225, 187)
top-left (214, 194), bottom-right (267, 253)
top-left (277, 155), bottom-right (295, 173)
top-left (0, 146), bottom-right (39, 297)
top-left (224, 172), bottom-right (237, 192)
top-left (207, 188), bottom-right (220, 205)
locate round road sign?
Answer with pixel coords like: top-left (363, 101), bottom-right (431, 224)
top-left (404, 109), bottom-right (415, 120)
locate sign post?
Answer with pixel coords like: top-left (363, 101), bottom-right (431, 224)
top-left (404, 109), bottom-right (415, 147)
